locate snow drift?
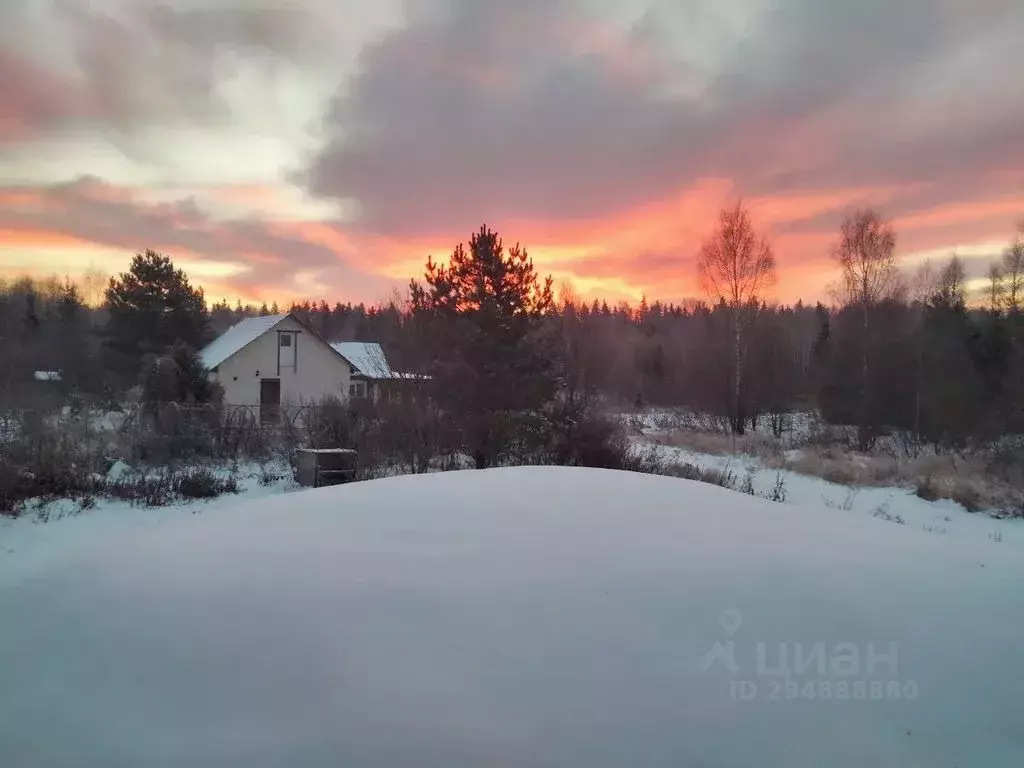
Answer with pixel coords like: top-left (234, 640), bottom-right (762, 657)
top-left (1, 467), bottom-right (1021, 767)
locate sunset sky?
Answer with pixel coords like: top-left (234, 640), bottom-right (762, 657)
top-left (1, 0), bottom-right (1022, 307)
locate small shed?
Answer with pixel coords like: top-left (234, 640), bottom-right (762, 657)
top-left (295, 448), bottom-right (357, 488)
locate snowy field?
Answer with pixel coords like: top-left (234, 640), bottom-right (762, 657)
top-left (0, 462), bottom-right (299, 585)
top-left (641, 441), bottom-right (1024, 548)
top-left (2, 466), bottom-right (1023, 766)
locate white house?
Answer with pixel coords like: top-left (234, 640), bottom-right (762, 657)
top-left (198, 314), bottom-right (414, 421)
top-left (199, 314), bottom-right (354, 421)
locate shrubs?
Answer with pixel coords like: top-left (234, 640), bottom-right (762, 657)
top-left (950, 486), bottom-right (983, 514)
top-left (174, 468), bottom-right (238, 500)
top-left (140, 343), bottom-right (222, 411)
top-left (530, 401), bottom-right (792, 500)
top-left (915, 475), bottom-right (986, 513)
top-left (872, 502), bottom-right (905, 525)
top-left (543, 400), bottom-right (634, 470)
top-left (660, 461), bottom-right (737, 490)
top-left (0, 409), bottom-right (108, 515)
top-left (107, 467), bottom-right (239, 506)
top-left (107, 474), bottom-right (176, 507)
top-left (915, 476), bottom-right (941, 502)
top-left (108, 471), bottom-right (233, 506)
top-left (765, 472), bottom-right (788, 503)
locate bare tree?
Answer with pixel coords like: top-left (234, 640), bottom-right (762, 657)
top-left (932, 254), bottom-right (967, 311)
top-left (987, 263), bottom-right (1004, 313)
top-left (697, 201), bottom-right (776, 434)
top-left (910, 259), bottom-right (936, 305)
top-left (831, 209), bottom-right (899, 450)
top-left (998, 221), bottom-right (1024, 315)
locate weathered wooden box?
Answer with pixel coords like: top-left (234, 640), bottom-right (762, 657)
top-left (295, 448), bottom-right (357, 488)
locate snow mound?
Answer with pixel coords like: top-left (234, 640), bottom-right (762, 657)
top-left (105, 459), bottom-right (134, 483)
top-left (1, 467), bottom-right (1021, 767)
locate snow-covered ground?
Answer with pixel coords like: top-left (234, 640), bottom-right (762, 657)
top-left (1, 466), bottom-right (1022, 766)
top-left (641, 440), bottom-right (1024, 549)
top-left (0, 462), bottom-right (299, 585)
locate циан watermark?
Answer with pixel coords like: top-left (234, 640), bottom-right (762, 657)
top-left (699, 609), bottom-right (918, 703)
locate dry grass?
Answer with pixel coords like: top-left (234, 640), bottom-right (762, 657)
top-left (781, 448), bottom-right (1021, 513)
top-left (652, 425), bottom-right (1024, 516)
top-left (656, 430), bottom-right (785, 463)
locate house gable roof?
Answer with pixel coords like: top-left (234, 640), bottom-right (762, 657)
top-left (198, 314), bottom-right (289, 369)
top-left (200, 313), bottom-right (364, 371)
top-left (330, 342), bottom-right (394, 379)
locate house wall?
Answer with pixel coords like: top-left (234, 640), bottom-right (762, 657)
top-left (211, 316), bottom-right (352, 406)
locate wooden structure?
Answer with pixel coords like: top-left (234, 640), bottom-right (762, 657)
top-left (295, 448), bottom-right (357, 488)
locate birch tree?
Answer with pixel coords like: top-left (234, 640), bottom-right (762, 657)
top-left (697, 201), bottom-right (776, 434)
top-left (831, 209), bottom-right (899, 450)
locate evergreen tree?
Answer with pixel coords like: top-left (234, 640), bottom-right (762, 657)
top-left (140, 342), bottom-right (222, 411)
top-left (103, 251), bottom-right (209, 382)
top-left (411, 225), bottom-right (555, 468)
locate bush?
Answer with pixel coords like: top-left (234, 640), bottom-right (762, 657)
top-left (107, 467), bottom-right (239, 505)
top-left (660, 461), bottom-right (737, 489)
top-left (0, 410), bottom-right (107, 515)
top-left (0, 464), bottom-right (32, 516)
top-left (763, 473), bottom-right (788, 503)
top-left (541, 399), bottom-right (635, 470)
top-left (107, 474), bottom-right (175, 507)
top-left (915, 476), bottom-right (941, 502)
top-left (951, 485), bottom-right (983, 513)
top-left (258, 463), bottom-right (283, 486)
top-left (739, 473), bottom-right (756, 495)
top-left (872, 502), bottom-right (905, 525)
top-left (140, 343), bottom-right (222, 411)
top-left (618, 444), bottom-right (667, 475)
top-left (173, 467), bottom-right (238, 500)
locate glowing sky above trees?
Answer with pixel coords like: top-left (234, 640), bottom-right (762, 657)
top-left (1, 0), bottom-right (1022, 305)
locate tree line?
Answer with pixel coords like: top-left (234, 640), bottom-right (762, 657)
top-left (1, 211), bottom-right (1022, 461)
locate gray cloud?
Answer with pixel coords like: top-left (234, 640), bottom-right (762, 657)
top-left (2, 0), bottom-right (1023, 302)
top-left (303, 0), bottom-right (1024, 237)
top-left (0, 0), bottom-right (360, 140)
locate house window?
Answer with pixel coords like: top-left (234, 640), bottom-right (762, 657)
top-left (280, 334), bottom-right (292, 347)
top-left (350, 381), bottom-right (366, 399)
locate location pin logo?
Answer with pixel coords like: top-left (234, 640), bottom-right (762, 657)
top-left (720, 608), bottom-right (742, 636)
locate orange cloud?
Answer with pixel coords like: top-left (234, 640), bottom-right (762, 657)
top-left (2, 172), bottom-right (1021, 310)
top-left (354, 180), bottom-right (933, 305)
top-left (895, 195), bottom-right (1024, 234)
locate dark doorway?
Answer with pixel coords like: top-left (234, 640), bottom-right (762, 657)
top-left (260, 378), bottom-right (281, 425)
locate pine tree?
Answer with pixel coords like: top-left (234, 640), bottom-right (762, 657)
top-left (103, 250), bottom-right (209, 382)
top-left (411, 225), bottom-right (555, 468)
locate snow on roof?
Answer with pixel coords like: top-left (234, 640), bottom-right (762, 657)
top-left (1, 466), bottom-right (1022, 764)
top-left (330, 341), bottom-right (394, 379)
top-left (199, 314), bottom-right (288, 369)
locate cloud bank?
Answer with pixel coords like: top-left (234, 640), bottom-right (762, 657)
top-left (1, 0), bottom-right (1022, 303)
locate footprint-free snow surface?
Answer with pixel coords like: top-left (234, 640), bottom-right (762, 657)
top-left (1, 467), bottom-right (1022, 766)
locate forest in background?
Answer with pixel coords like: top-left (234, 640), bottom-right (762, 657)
top-left (2, 208), bottom-right (1021, 455)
